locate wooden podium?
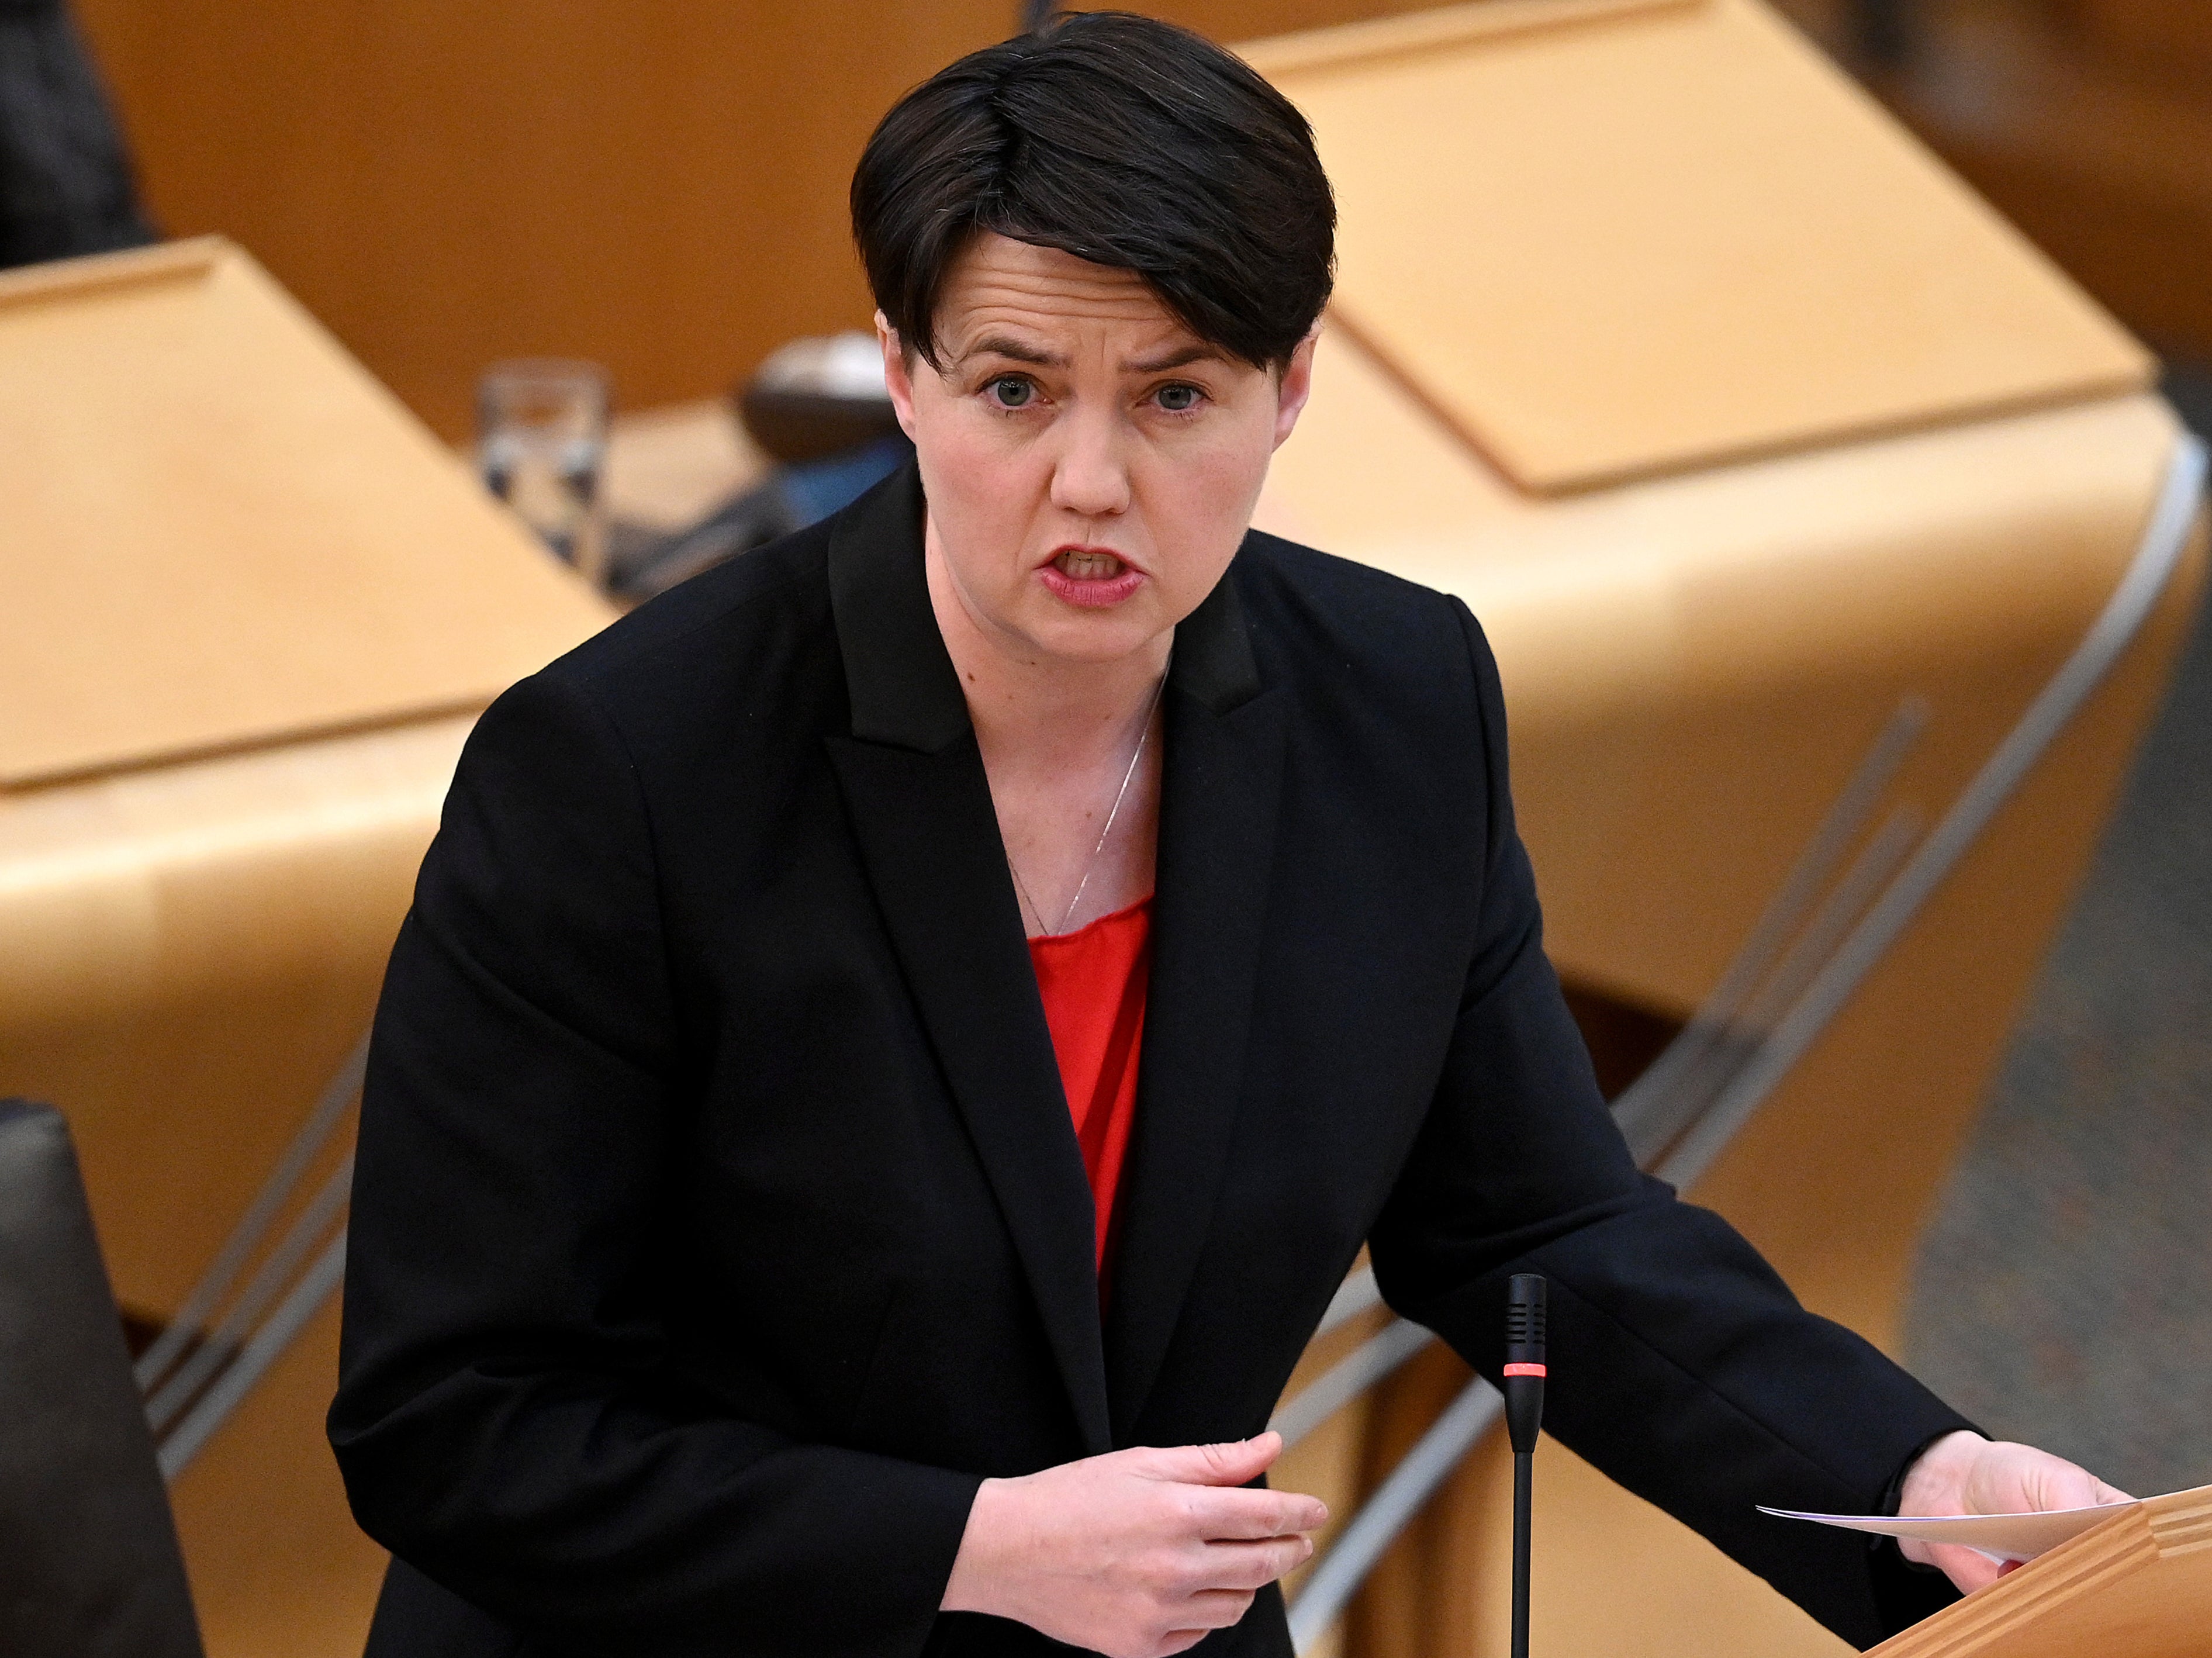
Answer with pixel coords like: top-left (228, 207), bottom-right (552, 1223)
top-left (1871, 1486), bottom-right (2212, 1657)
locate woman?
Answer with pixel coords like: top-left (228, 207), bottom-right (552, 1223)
top-left (331, 15), bottom-right (2124, 1658)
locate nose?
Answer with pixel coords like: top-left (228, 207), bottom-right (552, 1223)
top-left (1049, 403), bottom-right (1132, 522)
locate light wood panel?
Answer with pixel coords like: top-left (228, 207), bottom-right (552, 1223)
top-left (0, 237), bottom-right (618, 1655)
top-left (0, 240), bottom-right (609, 789)
top-left (1261, 329), bottom-right (2194, 1010)
top-left (1143, 0), bottom-right (1440, 42)
top-left (1248, 0), bottom-right (2151, 492)
top-left (165, 1301), bottom-right (388, 1658)
top-left (0, 717), bottom-right (471, 1311)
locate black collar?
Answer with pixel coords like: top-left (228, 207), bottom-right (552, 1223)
top-left (825, 458), bottom-right (1264, 752)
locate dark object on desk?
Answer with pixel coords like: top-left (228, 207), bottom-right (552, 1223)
top-left (606, 332), bottom-right (908, 602)
top-left (608, 433), bottom-right (911, 603)
top-left (0, 0), bottom-right (155, 270)
top-left (737, 331), bottom-right (901, 464)
top-left (739, 383), bottom-right (903, 467)
top-left (0, 1099), bottom-right (203, 1658)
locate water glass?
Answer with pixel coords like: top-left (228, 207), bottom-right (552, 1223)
top-left (477, 360), bottom-right (611, 586)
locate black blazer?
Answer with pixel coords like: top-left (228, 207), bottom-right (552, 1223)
top-left (331, 463), bottom-right (1969, 1658)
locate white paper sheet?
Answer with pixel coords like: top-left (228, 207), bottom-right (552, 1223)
top-left (1756, 1500), bottom-right (2140, 1562)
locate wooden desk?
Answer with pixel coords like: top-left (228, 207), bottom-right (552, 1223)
top-left (0, 239), bottom-right (610, 1658)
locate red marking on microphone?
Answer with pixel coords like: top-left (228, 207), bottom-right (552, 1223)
top-left (1503, 1363), bottom-right (1546, 1378)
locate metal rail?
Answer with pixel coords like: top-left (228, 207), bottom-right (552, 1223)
top-left (1654, 434), bottom-right (2206, 1192)
top-left (139, 1036), bottom-right (365, 1480)
top-left (1271, 1317), bottom-right (1433, 1451)
top-left (133, 1035), bottom-right (364, 1396)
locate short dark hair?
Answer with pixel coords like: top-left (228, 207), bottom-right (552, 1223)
top-left (851, 12), bottom-right (1335, 372)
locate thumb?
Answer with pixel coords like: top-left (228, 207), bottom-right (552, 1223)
top-left (1141, 1432), bottom-right (1285, 1487)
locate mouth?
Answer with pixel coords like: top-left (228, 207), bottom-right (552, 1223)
top-left (1057, 548), bottom-right (1126, 580)
top-left (1038, 545), bottom-right (1146, 609)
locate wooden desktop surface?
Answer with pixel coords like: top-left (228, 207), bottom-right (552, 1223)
top-left (0, 240), bottom-right (609, 790)
top-left (1248, 0), bottom-right (2150, 493)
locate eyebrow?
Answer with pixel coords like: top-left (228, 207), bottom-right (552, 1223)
top-left (956, 336), bottom-right (1225, 374)
top-left (961, 334), bottom-right (1065, 369)
top-left (1123, 343), bottom-right (1224, 374)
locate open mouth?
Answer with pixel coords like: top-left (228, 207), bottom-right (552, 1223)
top-left (1039, 545), bottom-right (1146, 609)
top-left (1056, 548), bottom-right (1126, 581)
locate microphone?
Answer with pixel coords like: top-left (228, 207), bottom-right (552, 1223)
top-left (1505, 1273), bottom-right (1547, 1658)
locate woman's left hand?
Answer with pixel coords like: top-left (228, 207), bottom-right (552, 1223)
top-left (1897, 1431), bottom-right (2134, 1593)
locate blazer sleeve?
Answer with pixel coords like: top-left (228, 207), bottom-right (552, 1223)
top-left (328, 671), bottom-right (981, 1658)
top-left (1366, 600), bottom-right (1973, 1650)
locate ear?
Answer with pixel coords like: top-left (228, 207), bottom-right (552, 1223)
top-left (1271, 324), bottom-right (1320, 451)
top-left (877, 311), bottom-right (920, 441)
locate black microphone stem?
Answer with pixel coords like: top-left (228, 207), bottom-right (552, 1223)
top-left (1505, 1274), bottom-right (1548, 1658)
top-left (1513, 1446), bottom-right (1534, 1658)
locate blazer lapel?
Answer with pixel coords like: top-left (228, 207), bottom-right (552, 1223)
top-left (1105, 567), bottom-right (1286, 1442)
top-left (822, 466), bottom-right (1112, 1457)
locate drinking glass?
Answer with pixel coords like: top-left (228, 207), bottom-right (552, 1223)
top-left (477, 360), bottom-right (611, 586)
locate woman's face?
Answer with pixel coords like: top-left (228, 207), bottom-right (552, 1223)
top-left (881, 233), bottom-right (1314, 669)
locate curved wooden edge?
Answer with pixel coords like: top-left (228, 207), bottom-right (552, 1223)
top-left (1869, 1485), bottom-right (2212, 1657)
top-left (0, 234), bottom-right (233, 312)
top-left (1236, 0), bottom-right (1701, 78)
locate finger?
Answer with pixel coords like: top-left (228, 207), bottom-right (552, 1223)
top-left (1193, 1534), bottom-right (1315, 1591)
top-left (2035, 1457), bottom-right (2117, 1512)
top-left (2092, 1478), bottom-right (2137, 1506)
top-left (1178, 1485), bottom-right (1330, 1538)
top-left (1154, 1615), bottom-right (1248, 1658)
top-left (1139, 1433), bottom-right (1284, 1488)
top-left (1928, 1542), bottom-right (2004, 1595)
top-left (1173, 1587), bottom-right (1259, 1629)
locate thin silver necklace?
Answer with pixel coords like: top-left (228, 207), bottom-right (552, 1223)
top-left (1010, 657), bottom-right (1170, 938)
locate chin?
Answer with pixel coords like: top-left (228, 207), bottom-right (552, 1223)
top-left (1024, 606), bottom-right (1166, 665)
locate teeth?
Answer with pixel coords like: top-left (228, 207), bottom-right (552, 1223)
top-left (1059, 551), bottom-right (1124, 579)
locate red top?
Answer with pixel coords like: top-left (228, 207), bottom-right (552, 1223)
top-left (1027, 895), bottom-right (1152, 1274)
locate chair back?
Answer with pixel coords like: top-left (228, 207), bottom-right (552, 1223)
top-left (0, 1099), bottom-right (203, 1658)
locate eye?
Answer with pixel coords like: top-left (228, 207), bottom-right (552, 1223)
top-left (1155, 382), bottom-right (1202, 413)
top-left (987, 375), bottom-right (1035, 409)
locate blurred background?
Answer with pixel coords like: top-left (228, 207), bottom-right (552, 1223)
top-left (5, 3), bottom-right (2210, 1656)
top-left (39, 0), bottom-right (2212, 440)
top-left (61, 0), bottom-right (1403, 438)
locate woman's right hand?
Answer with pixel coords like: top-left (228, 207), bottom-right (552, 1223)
top-left (939, 1431), bottom-right (1328, 1658)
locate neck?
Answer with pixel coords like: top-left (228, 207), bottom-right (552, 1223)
top-left (925, 517), bottom-right (1171, 772)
